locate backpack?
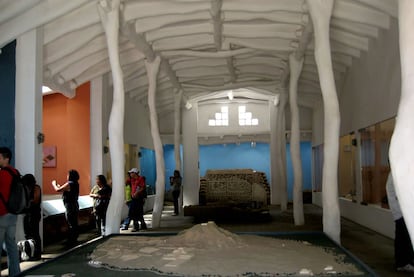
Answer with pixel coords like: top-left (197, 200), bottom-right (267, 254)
top-left (0, 167), bottom-right (30, 214)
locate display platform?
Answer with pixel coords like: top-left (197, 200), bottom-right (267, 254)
top-left (21, 230), bottom-right (378, 277)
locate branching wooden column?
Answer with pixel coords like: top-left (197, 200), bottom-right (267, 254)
top-left (306, 0), bottom-right (341, 243)
top-left (146, 56), bottom-right (163, 228)
top-left (98, 0), bottom-right (124, 235)
top-left (390, 0), bottom-right (414, 245)
top-left (289, 53), bottom-right (304, 226)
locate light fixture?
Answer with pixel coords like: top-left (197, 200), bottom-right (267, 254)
top-left (185, 101), bottom-right (192, 110)
top-left (273, 95), bottom-right (279, 106)
top-left (42, 86), bottom-right (52, 94)
top-left (227, 90), bottom-right (234, 100)
top-left (37, 132), bottom-right (45, 144)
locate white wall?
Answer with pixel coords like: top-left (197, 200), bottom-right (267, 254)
top-left (339, 18), bottom-right (401, 135)
top-left (313, 193), bottom-right (394, 239)
top-left (124, 99), bottom-right (154, 149)
top-left (197, 102), bottom-right (270, 136)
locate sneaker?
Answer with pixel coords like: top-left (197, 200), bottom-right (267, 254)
top-left (131, 228), bottom-right (139, 232)
top-left (397, 264), bottom-right (414, 272)
top-left (120, 226), bottom-right (128, 231)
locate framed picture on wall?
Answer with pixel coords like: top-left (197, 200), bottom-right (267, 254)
top-left (43, 145), bottom-right (56, 167)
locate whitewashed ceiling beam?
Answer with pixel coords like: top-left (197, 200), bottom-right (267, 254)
top-left (0, 0), bottom-right (40, 24)
top-left (354, 0), bottom-right (398, 18)
top-left (330, 28), bottom-right (370, 51)
top-left (162, 48), bottom-right (254, 58)
top-left (222, 0), bottom-right (304, 13)
top-left (182, 80), bottom-right (279, 93)
top-left (224, 37), bottom-right (296, 51)
top-left (134, 11), bottom-right (211, 34)
top-left (223, 10), bottom-right (306, 25)
top-left (333, 0), bottom-right (390, 29)
top-left (330, 18), bottom-right (379, 39)
top-left (153, 33), bottom-right (214, 51)
top-left (223, 23), bottom-right (302, 40)
top-left (123, 0), bottom-right (210, 20)
top-left (62, 47), bottom-right (144, 83)
top-left (45, 36), bottom-right (109, 75)
top-left (171, 59), bottom-right (227, 71)
top-left (145, 22), bottom-right (212, 42)
top-left (44, 24), bottom-right (103, 65)
top-left (43, 2), bottom-right (101, 44)
top-left (0, 0), bottom-right (92, 48)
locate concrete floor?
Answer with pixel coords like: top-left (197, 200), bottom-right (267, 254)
top-left (7, 204), bottom-right (410, 277)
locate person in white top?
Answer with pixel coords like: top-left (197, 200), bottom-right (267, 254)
top-left (386, 172), bottom-right (414, 272)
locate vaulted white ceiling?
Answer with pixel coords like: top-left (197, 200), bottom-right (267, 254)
top-left (0, 0), bottom-right (398, 117)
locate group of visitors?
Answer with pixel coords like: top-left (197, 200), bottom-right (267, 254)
top-left (0, 145), bottom-right (185, 276)
top-left (0, 147), bottom-right (43, 276)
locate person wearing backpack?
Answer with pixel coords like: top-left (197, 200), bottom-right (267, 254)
top-left (0, 147), bottom-right (21, 276)
top-left (51, 169), bottom-right (80, 247)
top-left (21, 174), bottom-right (42, 260)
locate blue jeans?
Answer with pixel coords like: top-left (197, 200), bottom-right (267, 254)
top-left (122, 201), bottom-right (131, 228)
top-left (0, 213), bottom-right (20, 276)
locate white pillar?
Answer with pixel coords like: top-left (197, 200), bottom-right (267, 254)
top-left (277, 92), bottom-right (288, 210)
top-left (15, 28), bottom-right (43, 242)
top-left (98, 0), bottom-right (125, 235)
top-left (174, 90), bottom-right (183, 171)
top-left (174, 90), bottom-right (183, 215)
top-left (289, 53), bottom-right (304, 225)
top-left (389, 0), bottom-right (414, 245)
top-left (145, 56), bottom-right (164, 228)
top-left (182, 104), bottom-right (200, 206)
top-left (307, 0), bottom-right (341, 243)
top-left (269, 100), bottom-right (278, 205)
top-left (90, 76), bottom-right (104, 184)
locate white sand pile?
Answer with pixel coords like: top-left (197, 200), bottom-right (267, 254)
top-left (89, 222), bottom-right (364, 276)
top-left (166, 221), bottom-right (246, 249)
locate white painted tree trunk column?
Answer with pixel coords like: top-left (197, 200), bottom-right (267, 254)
top-left (289, 53), bottom-right (304, 225)
top-left (389, 0), bottom-right (414, 244)
top-left (174, 90), bottom-right (183, 215)
top-left (174, 90), bottom-right (183, 171)
top-left (98, 0), bottom-right (125, 235)
top-left (276, 92), bottom-right (288, 211)
top-left (269, 99), bottom-right (278, 205)
top-left (145, 56), bottom-right (164, 228)
top-left (306, 0), bottom-right (341, 243)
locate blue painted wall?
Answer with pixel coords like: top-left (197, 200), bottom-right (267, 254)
top-left (0, 41), bottom-right (16, 164)
top-left (162, 141), bottom-right (312, 201)
top-left (139, 147), bottom-right (156, 193)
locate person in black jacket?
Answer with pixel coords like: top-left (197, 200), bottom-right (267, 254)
top-left (22, 174), bottom-right (42, 260)
top-left (51, 169), bottom-right (80, 247)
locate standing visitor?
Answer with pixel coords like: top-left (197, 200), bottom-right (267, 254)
top-left (0, 147), bottom-right (21, 276)
top-left (90, 175), bottom-right (111, 235)
top-left (127, 168), bottom-right (147, 231)
top-left (170, 170), bottom-right (182, 215)
top-left (51, 169), bottom-right (80, 247)
top-left (22, 173), bottom-right (42, 260)
top-left (386, 172), bottom-right (414, 272)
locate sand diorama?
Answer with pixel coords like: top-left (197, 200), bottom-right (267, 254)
top-left (88, 222), bottom-right (363, 276)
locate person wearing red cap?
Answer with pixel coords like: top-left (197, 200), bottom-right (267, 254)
top-left (126, 168), bottom-right (147, 231)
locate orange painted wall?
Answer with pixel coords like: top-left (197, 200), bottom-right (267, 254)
top-left (42, 83), bottom-right (91, 196)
